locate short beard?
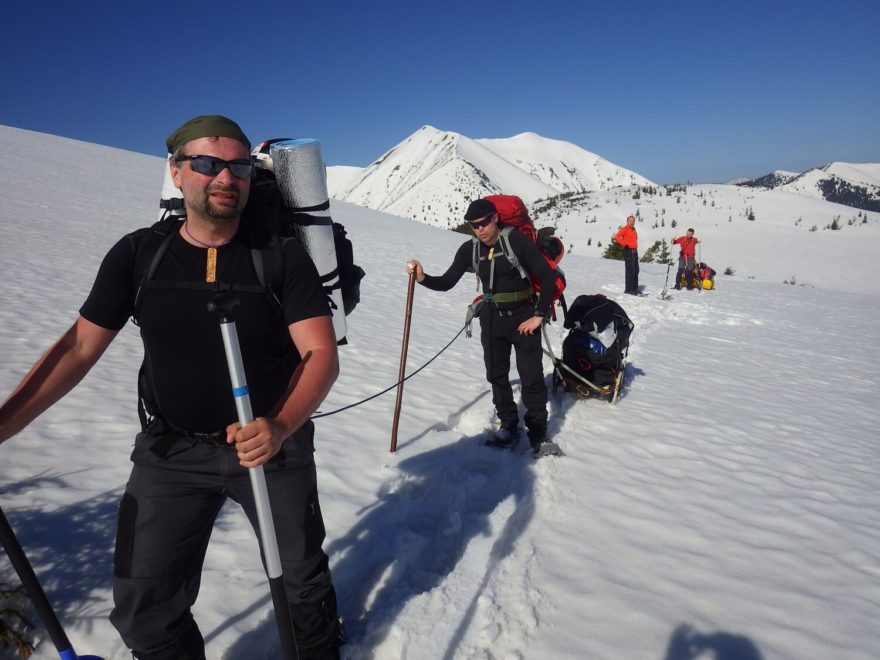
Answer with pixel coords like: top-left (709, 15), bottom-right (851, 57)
top-left (205, 200), bottom-right (240, 222)
top-left (191, 186), bottom-right (244, 223)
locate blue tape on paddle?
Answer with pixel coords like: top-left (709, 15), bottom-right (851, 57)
top-left (232, 386), bottom-right (249, 397)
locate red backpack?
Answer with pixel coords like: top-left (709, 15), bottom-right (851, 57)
top-left (481, 194), bottom-right (566, 305)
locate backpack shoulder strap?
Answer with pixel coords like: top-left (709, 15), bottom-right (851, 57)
top-left (130, 214), bottom-right (181, 429)
top-left (498, 226), bottom-right (527, 280)
top-left (132, 215), bottom-right (183, 325)
top-left (250, 234), bottom-right (285, 311)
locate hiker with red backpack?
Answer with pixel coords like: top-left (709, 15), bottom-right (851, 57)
top-left (672, 228), bottom-right (701, 290)
top-left (406, 198), bottom-right (562, 458)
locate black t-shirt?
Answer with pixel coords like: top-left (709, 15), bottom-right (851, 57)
top-left (80, 225), bottom-right (330, 433)
top-left (420, 230), bottom-right (556, 314)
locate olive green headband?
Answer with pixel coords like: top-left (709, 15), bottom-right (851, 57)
top-left (165, 115), bottom-right (251, 154)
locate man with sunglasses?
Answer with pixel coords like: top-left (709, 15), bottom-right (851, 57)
top-left (0, 115), bottom-right (341, 659)
top-left (406, 199), bottom-right (560, 457)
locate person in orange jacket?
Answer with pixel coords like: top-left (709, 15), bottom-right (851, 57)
top-left (672, 228), bottom-right (701, 289)
top-left (614, 215), bottom-right (640, 295)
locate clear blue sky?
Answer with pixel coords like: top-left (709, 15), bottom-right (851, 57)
top-left (2, 0), bottom-right (878, 183)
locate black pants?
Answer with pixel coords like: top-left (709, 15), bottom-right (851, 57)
top-left (676, 255), bottom-right (695, 289)
top-left (479, 304), bottom-right (548, 438)
top-left (623, 248), bottom-right (640, 294)
top-left (110, 426), bottom-right (339, 659)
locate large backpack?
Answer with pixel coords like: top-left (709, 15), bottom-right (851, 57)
top-left (133, 164), bottom-right (364, 431)
top-left (471, 194), bottom-right (566, 307)
top-left (140, 163), bottom-right (365, 332)
top-left (243, 166), bottom-right (365, 318)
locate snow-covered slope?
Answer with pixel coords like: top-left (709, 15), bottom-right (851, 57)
top-left (528, 182), bottom-right (880, 294)
top-left (737, 162), bottom-right (880, 212)
top-left (777, 162), bottom-right (880, 211)
top-left (327, 127), bottom-right (880, 277)
top-left (327, 165), bottom-right (363, 198)
top-left (1, 125), bottom-right (879, 660)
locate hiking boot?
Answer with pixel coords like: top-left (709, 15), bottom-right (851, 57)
top-left (531, 439), bottom-right (563, 458)
top-left (487, 425), bottom-right (519, 449)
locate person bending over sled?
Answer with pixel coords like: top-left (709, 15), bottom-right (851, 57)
top-left (406, 199), bottom-right (561, 458)
top-left (672, 228), bottom-right (701, 290)
top-left (0, 115), bottom-right (341, 659)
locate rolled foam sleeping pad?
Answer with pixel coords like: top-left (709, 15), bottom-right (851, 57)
top-left (271, 139), bottom-right (347, 344)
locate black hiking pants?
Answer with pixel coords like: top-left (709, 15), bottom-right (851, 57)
top-left (623, 247), bottom-right (640, 294)
top-left (676, 255), bottom-right (696, 289)
top-left (110, 425), bottom-right (339, 660)
top-left (479, 303), bottom-right (548, 439)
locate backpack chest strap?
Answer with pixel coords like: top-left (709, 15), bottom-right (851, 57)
top-left (140, 279), bottom-right (267, 295)
top-left (471, 226), bottom-right (528, 292)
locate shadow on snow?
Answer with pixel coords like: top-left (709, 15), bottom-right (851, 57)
top-left (663, 622), bottom-right (765, 660)
top-left (0, 471), bottom-right (120, 634)
top-left (330, 434), bottom-right (536, 652)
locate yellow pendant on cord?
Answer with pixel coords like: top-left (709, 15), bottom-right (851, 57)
top-left (206, 247), bottom-right (217, 283)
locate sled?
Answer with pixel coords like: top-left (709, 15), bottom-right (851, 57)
top-left (544, 294), bottom-right (633, 405)
top-left (551, 357), bottom-right (626, 404)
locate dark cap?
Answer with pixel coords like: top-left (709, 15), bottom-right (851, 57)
top-left (464, 198), bottom-right (497, 221)
top-left (165, 115), bottom-right (251, 154)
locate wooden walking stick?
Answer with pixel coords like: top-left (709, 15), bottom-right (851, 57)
top-left (390, 268), bottom-right (417, 452)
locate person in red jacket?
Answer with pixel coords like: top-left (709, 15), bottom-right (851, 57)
top-left (614, 215), bottom-right (640, 295)
top-left (672, 228), bottom-right (701, 290)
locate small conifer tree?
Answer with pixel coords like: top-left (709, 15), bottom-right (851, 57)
top-left (640, 240), bottom-right (664, 263)
top-left (602, 237), bottom-right (624, 260)
top-left (658, 240), bottom-right (671, 264)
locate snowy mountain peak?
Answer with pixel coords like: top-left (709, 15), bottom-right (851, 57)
top-left (781, 162), bottom-right (880, 212)
top-left (737, 170), bottom-right (800, 189)
top-left (333, 126), bottom-right (654, 229)
top-left (737, 163), bottom-right (880, 212)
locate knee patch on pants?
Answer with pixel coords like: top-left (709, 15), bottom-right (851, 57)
top-left (289, 583), bottom-right (341, 658)
top-left (115, 492), bottom-right (138, 578)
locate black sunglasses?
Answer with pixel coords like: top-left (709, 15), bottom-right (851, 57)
top-left (177, 155), bottom-right (254, 179)
top-left (468, 214), bottom-right (496, 229)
